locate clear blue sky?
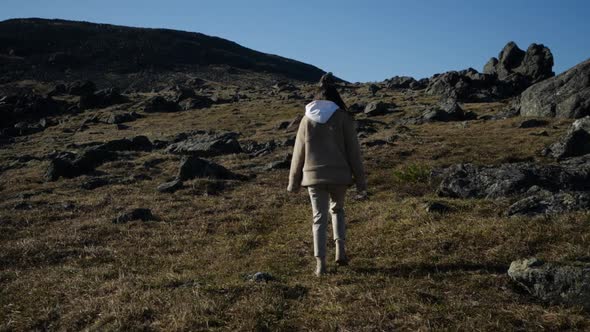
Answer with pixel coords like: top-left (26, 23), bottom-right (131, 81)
top-left (2, 0), bottom-right (589, 82)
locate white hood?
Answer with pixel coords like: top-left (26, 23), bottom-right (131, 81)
top-left (305, 100), bottom-right (339, 124)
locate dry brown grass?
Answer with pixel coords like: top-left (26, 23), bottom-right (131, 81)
top-left (1, 86), bottom-right (589, 331)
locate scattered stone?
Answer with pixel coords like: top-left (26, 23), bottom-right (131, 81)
top-left (45, 148), bottom-right (118, 181)
top-left (176, 155), bottom-right (246, 181)
top-left (97, 136), bottom-right (153, 152)
top-left (508, 258), bottom-right (590, 309)
top-left (113, 208), bottom-right (156, 224)
top-left (66, 80), bottom-right (96, 96)
top-left (166, 132), bottom-right (241, 157)
top-left (363, 139), bottom-right (388, 147)
top-left (106, 111), bottom-right (141, 124)
top-left (79, 87), bottom-right (128, 110)
top-left (157, 179), bottom-right (183, 193)
top-left (143, 96), bottom-right (181, 113)
top-left (179, 96), bottom-right (214, 110)
top-left (544, 117), bottom-right (590, 159)
top-left (248, 272), bottom-right (274, 282)
top-left (519, 119), bottom-right (549, 128)
top-left (519, 58), bottom-right (590, 118)
top-left (264, 154), bottom-right (292, 171)
top-left (81, 177), bottom-right (111, 190)
top-left (364, 101), bottom-right (394, 116)
top-left (424, 201), bottom-right (452, 214)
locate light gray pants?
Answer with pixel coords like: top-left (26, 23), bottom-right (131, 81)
top-left (307, 184), bottom-right (348, 258)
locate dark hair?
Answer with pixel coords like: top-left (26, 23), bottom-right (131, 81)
top-left (314, 72), bottom-right (348, 111)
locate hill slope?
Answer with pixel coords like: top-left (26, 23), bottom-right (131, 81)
top-left (0, 18), bottom-right (327, 85)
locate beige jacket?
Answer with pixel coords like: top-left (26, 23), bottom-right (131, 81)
top-left (287, 100), bottom-right (367, 192)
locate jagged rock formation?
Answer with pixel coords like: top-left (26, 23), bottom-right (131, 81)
top-left (426, 42), bottom-right (554, 101)
top-left (483, 42), bottom-right (554, 84)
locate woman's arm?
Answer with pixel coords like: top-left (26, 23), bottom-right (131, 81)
top-left (343, 115), bottom-right (367, 192)
top-left (287, 120), bottom-right (306, 192)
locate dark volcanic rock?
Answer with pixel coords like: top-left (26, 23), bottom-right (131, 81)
top-left (143, 96), bottom-right (181, 113)
top-left (519, 58), bottom-right (590, 118)
top-left (176, 155), bottom-right (246, 181)
top-left (508, 258), bottom-right (590, 309)
top-left (113, 208), bottom-right (156, 224)
top-left (166, 132), bottom-right (241, 157)
top-left (544, 117), bottom-right (590, 159)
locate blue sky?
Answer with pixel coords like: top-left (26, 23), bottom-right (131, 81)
top-left (2, 0), bottom-right (589, 82)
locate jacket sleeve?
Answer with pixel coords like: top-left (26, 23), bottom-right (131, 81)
top-left (343, 115), bottom-right (367, 192)
top-left (287, 119), bottom-right (306, 192)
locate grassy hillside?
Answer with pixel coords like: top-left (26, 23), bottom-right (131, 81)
top-left (1, 83), bottom-right (590, 331)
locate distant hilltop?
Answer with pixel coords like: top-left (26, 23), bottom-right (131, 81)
top-left (0, 18), bottom-right (328, 84)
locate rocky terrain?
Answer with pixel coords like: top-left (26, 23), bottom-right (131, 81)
top-left (2, 18), bottom-right (590, 331)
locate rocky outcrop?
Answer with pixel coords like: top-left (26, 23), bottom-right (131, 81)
top-left (508, 258), bottom-right (590, 309)
top-left (437, 155), bottom-right (590, 215)
top-left (543, 117), bottom-right (590, 159)
top-left (427, 42), bottom-right (554, 101)
top-left (484, 42), bottom-right (554, 84)
top-left (519, 58), bottom-right (590, 118)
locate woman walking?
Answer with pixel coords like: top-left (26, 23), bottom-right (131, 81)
top-left (287, 73), bottom-right (367, 276)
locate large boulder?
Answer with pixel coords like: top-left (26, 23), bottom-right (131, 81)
top-left (519, 58), bottom-right (590, 118)
top-left (166, 132), bottom-right (242, 157)
top-left (484, 42), bottom-right (554, 84)
top-left (508, 258), bottom-right (590, 309)
top-left (543, 117), bottom-right (590, 159)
